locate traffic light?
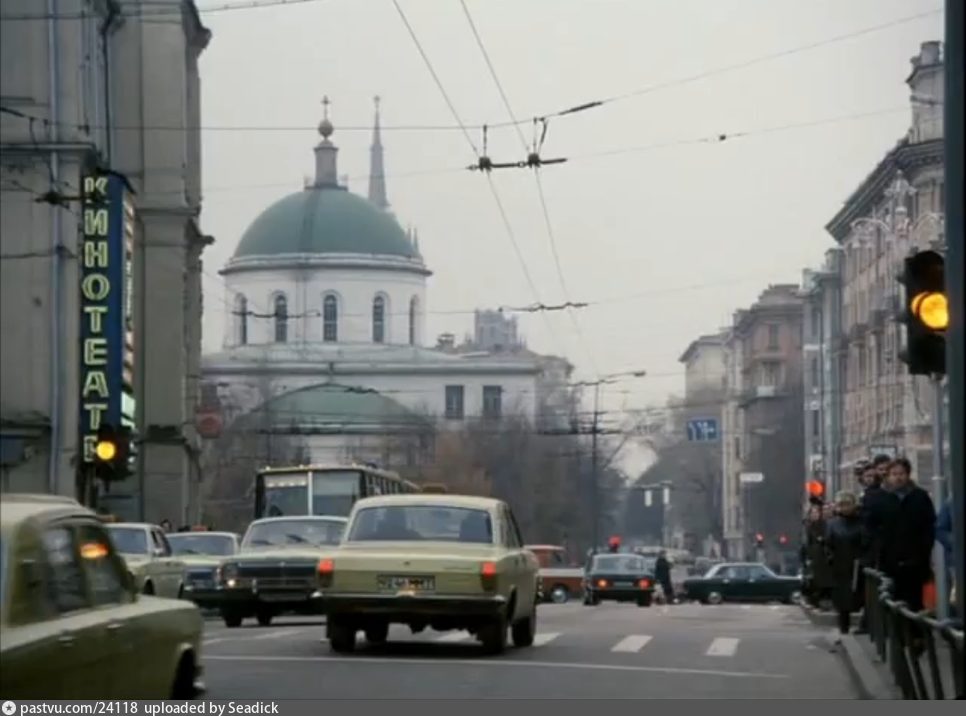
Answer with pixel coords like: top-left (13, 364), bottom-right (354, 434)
top-left (778, 534), bottom-right (788, 546)
top-left (93, 423), bottom-right (132, 481)
top-left (754, 532), bottom-right (764, 546)
top-left (806, 479), bottom-right (825, 499)
top-left (898, 249), bottom-right (947, 375)
top-left (608, 536), bottom-right (621, 553)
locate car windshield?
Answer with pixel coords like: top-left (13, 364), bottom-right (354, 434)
top-left (243, 519), bottom-right (345, 548)
top-left (347, 505), bottom-right (493, 543)
top-left (167, 533), bottom-right (235, 556)
top-left (591, 555), bottom-right (647, 573)
top-left (107, 527), bottom-right (149, 554)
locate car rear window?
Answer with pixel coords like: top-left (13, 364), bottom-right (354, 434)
top-left (591, 555), bottom-right (646, 573)
top-left (347, 505), bottom-right (493, 544)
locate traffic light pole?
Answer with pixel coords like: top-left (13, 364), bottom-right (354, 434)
top-left (930, 375), bottom-right (948, 619)
top-left (944, 0), bottom-right (964, 623)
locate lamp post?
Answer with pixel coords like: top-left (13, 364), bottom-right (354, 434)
top-left (574, 370), bottom-right (648, 550)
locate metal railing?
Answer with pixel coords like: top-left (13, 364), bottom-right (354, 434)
top-left (864, 568), bottom-right (964, 699)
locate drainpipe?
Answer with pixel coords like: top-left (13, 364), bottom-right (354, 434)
top-left (46, 0), bottom-right (62, 495)
top-left (98, 1), bottom-right (119, 161)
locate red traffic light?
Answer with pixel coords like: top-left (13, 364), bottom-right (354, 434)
top-left (779, 534), bottom-right (788, 545)
top-left (806, 480), bottom-right (825, 498)
top-left (755, 532), bottom-right (764, 544)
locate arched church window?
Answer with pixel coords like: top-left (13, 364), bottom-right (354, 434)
top-left (323, 294), bottom-right (338, 342)
top-left (273, 293), bottom-right (288, 343)
top-left (372, 295), bottom-right (386, 344)
top-left (408, 296), bottom-right (418, 345)
top-left (236, 294), bottom-right (248, 345)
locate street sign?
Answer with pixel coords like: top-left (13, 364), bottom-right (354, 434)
top-left (686, 418), bottom-right (719, 442)
top-left (739, 472), bottom-right (764, 484)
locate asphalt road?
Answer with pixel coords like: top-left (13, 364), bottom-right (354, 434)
top-left (200, 602), bottom-right (857, 699)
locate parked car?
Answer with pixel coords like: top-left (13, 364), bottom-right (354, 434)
top-left (167, 531), bottom-right (240, 609)
top-left (106, 522), bottom-right (186, 599)
top-left (0, 494), bottom-right (204, 699)
top-left (317, 493), bottom-right (540, 655)
top-left (217, 515), bottom-right (347, 627)
top-left (682, 562), bottom-right (802, 604)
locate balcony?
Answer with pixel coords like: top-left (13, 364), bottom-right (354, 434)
top-left (738, 384), bottom-right (782, 407)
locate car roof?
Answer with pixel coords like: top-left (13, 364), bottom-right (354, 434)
top-left (352, 493), bottom-right (504, 510)
top-left (106, 522), bottom-right (155, 530)
top-left (167, 530), bottom-right (237, 538)
top-left (525, 544), bottom-right (564, 551)
top-left (0, 493), bottom-right (93, 529)
top-left (250, 515), bottom-right (348, 525)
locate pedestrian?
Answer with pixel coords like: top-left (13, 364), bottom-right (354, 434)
top-left (826, 491), bottom-right (866, 642)
top-left (855, 458), bottom-right (891, 632)
top-left (881, 457), bottom-right (936, 612)
top-left (803, 504), bottom-right (833, 608)
top-left (159, 519), bottom-right (173, 533)
top-left (654, 551), bottom-right (675, 604)
top-left (935, 497), bottom-right (955, 615)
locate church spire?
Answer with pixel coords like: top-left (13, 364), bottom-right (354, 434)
top-left (367, 95), bottom-right (390, 210)
top-left (313, 95), bottom-right (339, 188)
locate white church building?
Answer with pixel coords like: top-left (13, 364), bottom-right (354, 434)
top-left (201, 99), bottom-right (570, 467)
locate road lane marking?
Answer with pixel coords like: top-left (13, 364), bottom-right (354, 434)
top-left (203, 638), bottom-right (227, 646)
top-left (252, 629), bottom-right (303, 640)
top-left (740, 605), bottom-right (751, 610)
top-left (706, 637), bottom-right (740, 657)
top-left (204, 654), bottom-right (787, 679)
top-left (532, 632), bottom-right (560, 646)
top-left (611, 635), bottom-right (652, 653)
top-left (435, 631), bottom-right (473, 642)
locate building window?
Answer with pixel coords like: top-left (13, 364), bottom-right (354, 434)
top-left (445, 385), bottom-right (464, 420)
top-left (810, 356), bottom-right (819, 388)
top-left (372, 295), bottom-right (386, 343)
top-left (408, 296), bottom-right (418, 345)
top-left (767, 324), bottom-right (779, 350)
top-left (323, 295), bottom-right (338, 342)
top-left (810, 307), bottom-right (821, 341)
top-left (235, 294), bottom-right (248, 345)
top-left (273, 294), bottom-right (288, 343)
top-left (760, 360), bottom-right (781, 387)
top-left (482, 385), bottom-right (502, 419)
top-left (811, 409), bottom-right (821, 442)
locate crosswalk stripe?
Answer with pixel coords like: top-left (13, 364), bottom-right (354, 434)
top-left (706, 637), bottom-right (740, 657)
top-left (611, 635), bottom-right (653, 653)
top-left (532, 632), bottom-right (561, 646)
top-left (435, 631), bottom-right (472, 643)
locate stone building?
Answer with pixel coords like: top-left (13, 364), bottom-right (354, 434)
top-left (0, 0), bottom-right (210, 525)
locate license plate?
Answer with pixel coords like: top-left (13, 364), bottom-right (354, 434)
top-left (616, 581), bottom-right (635, 586)
top-left (258, 592), bottom-right (303, 602)
top-left (377, 575), bottom-right (435, 592)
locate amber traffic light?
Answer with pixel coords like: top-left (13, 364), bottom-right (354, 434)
top-left (806, 479), bottom-right (825, 498)
top-left (899, 249), bottom-right (946, 375)
top-left (93, 424), bottom-right (132, 481)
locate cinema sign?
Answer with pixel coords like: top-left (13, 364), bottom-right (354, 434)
top-left (79, 173), bottom-right (135, 463)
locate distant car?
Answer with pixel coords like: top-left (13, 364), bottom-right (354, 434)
top-left (167, 531), bottom-right (240, 609)
top-left (526, 544), bottom-right (584, 604)
top-left (216, 516), bottom-right (346, 627)
top-left (682, 562), bottom-right (802, 604)
top-left (106, 522), bottom-right (186, 599)
top-left (0, 494), bottom-right (204, 699)
top-left (317, 494), bottom-right (540, 655)
top-left (583, 553), bottom-right (655, 607)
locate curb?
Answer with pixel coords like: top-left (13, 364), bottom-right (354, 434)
top-left (798, 602), bottom-right (858, 628)
top-left (837, 634), bottom-right (900, 700)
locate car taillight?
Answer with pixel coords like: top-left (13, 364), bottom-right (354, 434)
top-left (317, 558), bottom-right (334, 588)
top-left (480, 561), bottom-right (497, 591)
top-left (639, 578), bottom-right (651, 589)
top-left (596, 578), bottom-right (608, 589)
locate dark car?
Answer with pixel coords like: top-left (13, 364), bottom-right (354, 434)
top-left (582, 553), bottom-right (655, 607)
top-left (682, 562), bottom-right (802, 605)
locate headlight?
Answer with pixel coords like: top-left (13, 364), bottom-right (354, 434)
top-left (220, 562), bottom-right (238, 582)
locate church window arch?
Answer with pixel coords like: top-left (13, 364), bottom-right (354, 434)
top-left (372, 294), bottom-right (387, 344)
top-left (408, 296), bottom-right (419, 345)
top-left (235, 294), bottom-right (248, 346)
top-left (323, 293), bottom-right (338, 343)
top-left (273, 293), bottom-right (288, 343)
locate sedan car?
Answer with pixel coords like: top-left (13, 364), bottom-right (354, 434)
top-left (583, 553), bottom-right (655, 607)
top-left (106, 522), bottom-right (186, 599)
top-left (317, 494), bottom-right (540, 655)
top-left (682, 562), bottom-right (802, 604)
top-left (0, 494), bottom-right (204, 699)
top-left (167, 531), bottom-right (240, 609)
top-left (217, 515), bottom-right (346, 627)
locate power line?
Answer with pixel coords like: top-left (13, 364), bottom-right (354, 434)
top-left (0, 0), bottom-right (328, 21)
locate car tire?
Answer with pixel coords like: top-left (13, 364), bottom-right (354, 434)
top-left (479, 613), bottom-right (507, 655)
top-left (550, 585), bottom-right (569, 604)
top-left (706, 591), bottom-right (723, 605)
top-left (365, 623), bottom-right (389, 644)
top-left (256, 610), bottom-right (273, 627)
top-left (328, 619), bottom-right (357, 653)
top-left (511, 603), bottom-right (536, 647)
top-left (637, 593), bottom-right (652, 607)
top-left (222, 612), bottom-right (243, 628)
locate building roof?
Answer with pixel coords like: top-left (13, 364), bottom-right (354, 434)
top-left (232, 187), bottom-right (418, 260)
top-left (678, 332), bottom-right (726, 364)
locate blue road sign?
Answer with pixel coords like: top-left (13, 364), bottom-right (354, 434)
top-left (686, 418), bottom-right (719, 442)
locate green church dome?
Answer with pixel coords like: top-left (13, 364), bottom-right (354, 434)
top-left (232, 187), bottom-right (418, 259)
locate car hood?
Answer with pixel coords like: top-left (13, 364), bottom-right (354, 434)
top-left (178, 555), bottom-right (226, 568)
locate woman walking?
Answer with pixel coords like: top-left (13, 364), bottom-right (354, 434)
top-left (803, 504), bottom-right (833, 608)
top-left (826, 491), bottom-right (866, 642)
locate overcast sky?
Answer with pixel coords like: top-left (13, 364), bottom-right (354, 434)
top-left (196, 0), bottom-right (943, 425)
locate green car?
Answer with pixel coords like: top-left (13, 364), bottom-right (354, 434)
top-left (216, 515), bottom-right (347, 627)
top-left (0, 494), bottom-right (204, 699)
top-left (318, 494), bottom-right (541, 655)
top-left (106, 522), bottom-right (187, 599)
top-left (167, 531), bottom-right (240, 609)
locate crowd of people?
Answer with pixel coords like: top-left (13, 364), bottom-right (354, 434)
top-left (800, 454), bottom-right (956, 642)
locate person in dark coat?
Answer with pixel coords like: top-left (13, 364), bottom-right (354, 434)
top-left (881, 457), bottom-right (936, 612)
top-left (803, 504), bottom-right (834, 608)
top-left (826, 491), bottom-right (866, 641)
top-left (859, 459), bottom-right (892, 570)
top-left (654, 551), bottom-right (675, 604)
